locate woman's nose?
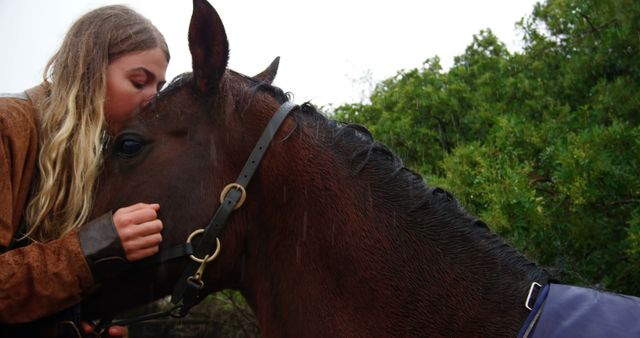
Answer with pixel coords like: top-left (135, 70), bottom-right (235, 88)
top-left (141, 87), bottom-right (158, 107)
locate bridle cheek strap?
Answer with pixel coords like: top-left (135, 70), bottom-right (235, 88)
top-left (170, 100), bottom-right (298, 314)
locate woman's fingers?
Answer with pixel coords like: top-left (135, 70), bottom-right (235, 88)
top-left (108, 325), bottom-right (129, 337)
top-left (112, 203), bottom-right (163, 261)
top-left (81, 322), bottom-right (128, 337)
top-left (116, 202), bottom-right (159, 214)
top-left (123, 231), bottom-right (163, 252)
top-left (113, 205), bottom-right (159, 230)
top-left (117, 219), bottom-right (163, 240)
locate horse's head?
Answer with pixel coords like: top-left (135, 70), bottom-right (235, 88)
top-left (83, 0), bottom-right (293, 318)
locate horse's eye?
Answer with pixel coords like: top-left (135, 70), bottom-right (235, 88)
top-left (114, 136), bottom-right (145, 158)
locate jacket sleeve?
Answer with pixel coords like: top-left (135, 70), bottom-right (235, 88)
top-left (0, 96), bottom-right (128, 324)
top-left (0, 214), bottom-right (130, 324)
top-left (0, 230), bottom-right (95, 324)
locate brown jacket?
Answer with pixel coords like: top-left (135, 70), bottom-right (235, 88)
top-left (0, 86), bottom-right (94, 324)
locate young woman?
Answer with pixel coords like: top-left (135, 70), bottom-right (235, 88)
top-left (0, 5), bottom-right (169, 336)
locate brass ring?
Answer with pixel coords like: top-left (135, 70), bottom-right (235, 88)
top-left (186, 229), bottom-right (221, 263)
top-left (220, 183), bottom-right (247, 210)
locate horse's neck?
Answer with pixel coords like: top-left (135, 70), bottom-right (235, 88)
top-left (243, 125), bottom-right (546, 337)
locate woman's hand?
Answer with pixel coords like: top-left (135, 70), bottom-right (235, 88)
top-left (82, 322), bottom-right (128, 337)
top-left (112, 203), bottom-right (163, 261)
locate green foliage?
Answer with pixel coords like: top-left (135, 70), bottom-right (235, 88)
top-left (335, 0), bottom-right (640, 295)
top-left (128, 291), bottom-right (259, 338)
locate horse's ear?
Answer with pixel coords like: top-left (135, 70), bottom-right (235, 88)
top-left (253, 57), bottom-right (280, 84)
top-left (189, 0), bottom-right (229, 94)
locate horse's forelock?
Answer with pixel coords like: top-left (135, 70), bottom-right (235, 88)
top-left (158, 72), bottom-right (193, 99)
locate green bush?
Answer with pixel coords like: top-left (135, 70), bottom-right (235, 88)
top-left (335, 0), bottom-right (640, 295)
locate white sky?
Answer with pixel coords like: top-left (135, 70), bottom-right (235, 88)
top-left (0, 0), bottom-right (539, 107)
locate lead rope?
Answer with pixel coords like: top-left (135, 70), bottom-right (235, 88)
top-left (91, 101), bottom-right (298, 336)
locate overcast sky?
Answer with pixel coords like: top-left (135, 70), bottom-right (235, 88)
top-left (0, 0), bottom-right (539, 107)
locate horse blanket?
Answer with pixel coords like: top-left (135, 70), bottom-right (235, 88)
top-left (518, 283), bottom-right (640, 337)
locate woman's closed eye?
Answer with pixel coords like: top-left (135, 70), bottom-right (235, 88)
top-left (129, 70), bottom-right (150, 90)
top-left (131, 81), bottom-right (145, 89)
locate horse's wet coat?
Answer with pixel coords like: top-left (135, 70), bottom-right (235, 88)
top-left (76, 0), bottom-right (637, 337)
top-left (73, 1), bottom-right (556, 337)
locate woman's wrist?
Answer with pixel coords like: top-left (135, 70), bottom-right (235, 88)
top-left (77, 211), bottom-right (130, 283)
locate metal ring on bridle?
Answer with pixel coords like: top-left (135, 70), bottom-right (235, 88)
top-left (220, 183), bottom-right (247, 210)
top-left (186, 229), bottom-right (221, 263)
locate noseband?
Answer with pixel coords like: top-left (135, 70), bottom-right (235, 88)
top-left (95, 100), bottom-right (298, 332)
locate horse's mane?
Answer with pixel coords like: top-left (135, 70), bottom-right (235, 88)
top-left (295, 102), bottom-right (476, 223)
top-left (291, 102), bottom-right (550, 282)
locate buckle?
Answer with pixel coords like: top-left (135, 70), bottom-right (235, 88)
top-left (220, 183), bottom-right (246, 210)
top-left (525, 282), bottom-right (542, 311)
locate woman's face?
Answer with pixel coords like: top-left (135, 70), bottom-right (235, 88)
top-left (105, 47), bottom-right (168, 133)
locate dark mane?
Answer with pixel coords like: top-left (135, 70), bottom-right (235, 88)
top-left (293, 102), bottom-right (550, 282)
top-left (294, 102), bottom-right (468, 216)
top-left (246, 81), bottom-right (290, 105)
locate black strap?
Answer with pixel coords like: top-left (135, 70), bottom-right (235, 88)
top-left (171, 101), bottom-right (297, 311)
top-left (134, 243), bottom-right (194, 268)
top-left (95, 101), bottom-right (298, 330)
top-left (236, 101), bottom-right (297, 187)
top-left (94, 304), bottom-right (184, 332)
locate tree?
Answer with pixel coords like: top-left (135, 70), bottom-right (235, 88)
top-left (334, 0), bottom-right (640, 295)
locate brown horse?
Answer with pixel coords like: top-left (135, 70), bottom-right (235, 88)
top-left (80, 0), bottom-right (552, 336)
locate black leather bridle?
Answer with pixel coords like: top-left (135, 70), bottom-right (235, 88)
top-left (94, 101), bottom-right (298, 333)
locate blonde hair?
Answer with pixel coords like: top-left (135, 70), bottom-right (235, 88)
top-left (26, 5), bottom-right (170, 241)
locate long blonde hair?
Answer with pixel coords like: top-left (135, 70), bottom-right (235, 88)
top-left (26, 5), bottom-right (170, 241)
